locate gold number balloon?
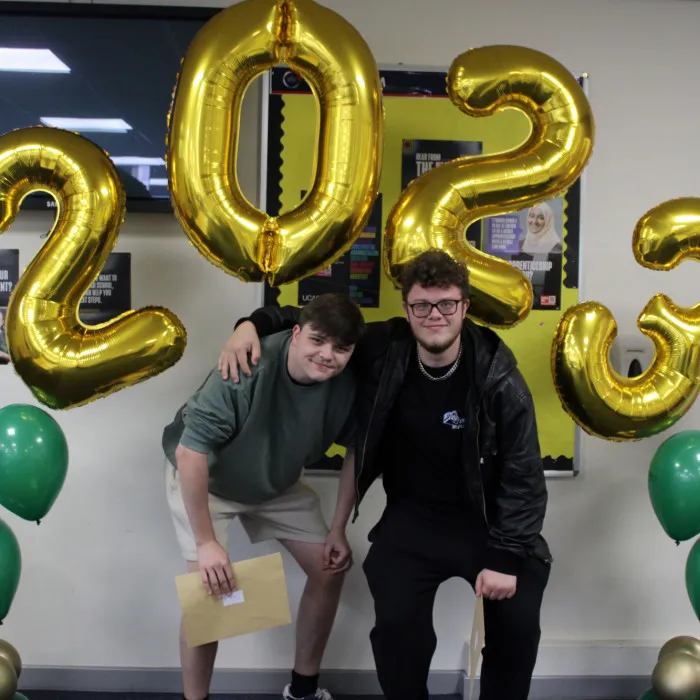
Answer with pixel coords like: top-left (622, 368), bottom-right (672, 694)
top-left (552, 199), bottom-right (700, 441)
top-left (384, 45), bottom-right (594, 328)
top-left (0, 127), bottom-right (187, 410)
top-left (167, 0), bottom-right (383, 286)
top-left (633, 196), bottom-right (700, 271)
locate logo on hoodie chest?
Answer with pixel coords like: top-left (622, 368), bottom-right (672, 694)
top-left (442, 410), bottom-right (465, 430)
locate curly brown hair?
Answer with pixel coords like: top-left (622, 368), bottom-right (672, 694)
top-left (400, 250), bottom-right (470, 301)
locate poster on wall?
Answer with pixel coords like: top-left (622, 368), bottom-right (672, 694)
top-left (297, 193), bottom-right (383, 308)
top-left (401, 138), bottom-right (483, 249)
top-left (262, 66), bottom-right (585, 475)
top-left (401, 138), bottom-right (483, 185)
top-left (0, 249), bottom-right (19, 367)
top-left (79, 252), bottom-right (132, 324)
top-left (481, 197), bottom-right (565, 311)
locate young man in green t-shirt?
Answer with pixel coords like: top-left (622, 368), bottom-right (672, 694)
top-left (162, 294), bottom-right (364, 700)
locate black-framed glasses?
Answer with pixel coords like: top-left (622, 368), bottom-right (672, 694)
top-left (408, 300), bottom-right (463, 318)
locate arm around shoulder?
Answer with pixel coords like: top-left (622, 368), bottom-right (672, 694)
top-left (235, 304), bottom-right (301, 336)
top-left (220, 305), bottom-right (302, 381)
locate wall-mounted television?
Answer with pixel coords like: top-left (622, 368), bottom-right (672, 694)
top-left (0, 2), bottom-right (220, 213)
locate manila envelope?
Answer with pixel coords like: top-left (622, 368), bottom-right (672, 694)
top-left (175, 552), bottom-right (292, 648)
top-left (468, 595), bottom-right (485, 700)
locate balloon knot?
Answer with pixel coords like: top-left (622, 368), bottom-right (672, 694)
top-left (676, 540), bottom-right (681, 546)
top-left (278, 1), bottom-right (293, 46)
top-left (36, 520), bottom-right (41, 526)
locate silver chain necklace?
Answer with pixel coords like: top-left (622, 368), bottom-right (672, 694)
top-left (416, 342), bottom-right (463, 382)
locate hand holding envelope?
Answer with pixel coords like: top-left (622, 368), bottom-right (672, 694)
top-left (176, 552), bottom-right (293, 648)
top-left (196, 540), bottom-right (236, 596)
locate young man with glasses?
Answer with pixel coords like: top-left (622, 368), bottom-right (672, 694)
top-left (220, 250), bottom-right (551, 700)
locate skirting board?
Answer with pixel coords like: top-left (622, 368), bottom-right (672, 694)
top-left (19, 667), bottom-right (651, 699)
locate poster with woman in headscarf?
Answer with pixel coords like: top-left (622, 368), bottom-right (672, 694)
top-left (482, 198), bottom-right (565, 310)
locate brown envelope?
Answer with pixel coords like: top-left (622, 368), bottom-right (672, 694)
top-left (468, 596), bottom-right (485, 700)
top-left (175, 552), bottom-right (293, 648)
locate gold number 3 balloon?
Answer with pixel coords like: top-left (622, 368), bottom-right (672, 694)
top-left (384, 45), bottom-right (594, 328)
top-left (552, 198), bottom-right (700, 441)
top-left (167, 0), bottom-right (384, 286)
top-left (0, 127), bottom-right (187, 410)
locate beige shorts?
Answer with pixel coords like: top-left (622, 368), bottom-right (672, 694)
top-left (164, 460), bottom-right (329, 561)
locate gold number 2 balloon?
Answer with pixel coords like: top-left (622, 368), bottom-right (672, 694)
top-left (384, 45), bottom-right (595, 328)
top-left (167, 0), bottom-right (384, 287)
top-left (552, 198), bottom-right (700, 441)
top-left (0, 127), bottom-right (187, 410)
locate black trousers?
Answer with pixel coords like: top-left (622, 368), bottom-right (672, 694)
top-left (362, 505), bottom-right (550, 700)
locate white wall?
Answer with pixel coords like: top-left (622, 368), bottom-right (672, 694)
top-left (2, 0), bottom-right (700, 681)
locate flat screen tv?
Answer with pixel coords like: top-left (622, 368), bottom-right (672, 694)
top-left (0, 2), bottom-right (220, 213)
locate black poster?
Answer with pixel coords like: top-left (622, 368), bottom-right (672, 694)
top-left (401, 139), bottom-right (483, 247)
top-left (297, 194), bottom-right (383, 308)
top-left (0, 249), bottom-right (19, 308)
top-left (401, 138), bottom-right (482, 188)
top-left (79, 252), bottom-right (131, 324)
top-left (0, 249), bottom-right (18, 365)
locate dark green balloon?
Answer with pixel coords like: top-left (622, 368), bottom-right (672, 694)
top-left (638, 689), bottom-right (660, 700)
top-left (686, 538), bottom-right (700, 622)
top-left (0, 404), bottom-right (68, 523)
top-left (13, 694), bottom-right (28, 700)
top-left (0, 519), bottom-right (20, 623)
top-left (648, 431), bottom-right (700, 542)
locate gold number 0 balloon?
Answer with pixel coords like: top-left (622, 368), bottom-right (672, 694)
top-left (0, 127), bottom-right (187, 410)
top-left (167, 0), bottom-right (383, 286)
top-left (385, 46), bottom-right (594, 328)
top-left (552, 198), bottom-right (700, 441)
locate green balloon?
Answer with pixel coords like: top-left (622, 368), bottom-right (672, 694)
top-left (638, 689), bottom-right (660, 700)
top-left (0, 518), bottom-right (20, 623)
top-left (0, 404), bottom-right (68, 523)
top-left (649, 431), bottom-right (700, 542)
top-left (13, 694), bottom-right (28, 700)
top-left (687, 538), bottom-right (700, 622)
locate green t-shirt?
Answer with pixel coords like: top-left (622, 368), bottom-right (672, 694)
top-left (162, 330), bottom-right (356, 504)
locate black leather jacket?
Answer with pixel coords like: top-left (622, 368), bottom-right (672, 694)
top-left (242, 306), bottom-right (552, 575)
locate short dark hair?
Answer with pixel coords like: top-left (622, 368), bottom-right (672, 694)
top-left (298, 293), bottom-right (365, 346)
top-left (400, 250), bottom-right (470, 301)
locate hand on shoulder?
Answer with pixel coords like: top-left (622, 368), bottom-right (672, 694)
top-left (219, 321), bottom-right (261, 382)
